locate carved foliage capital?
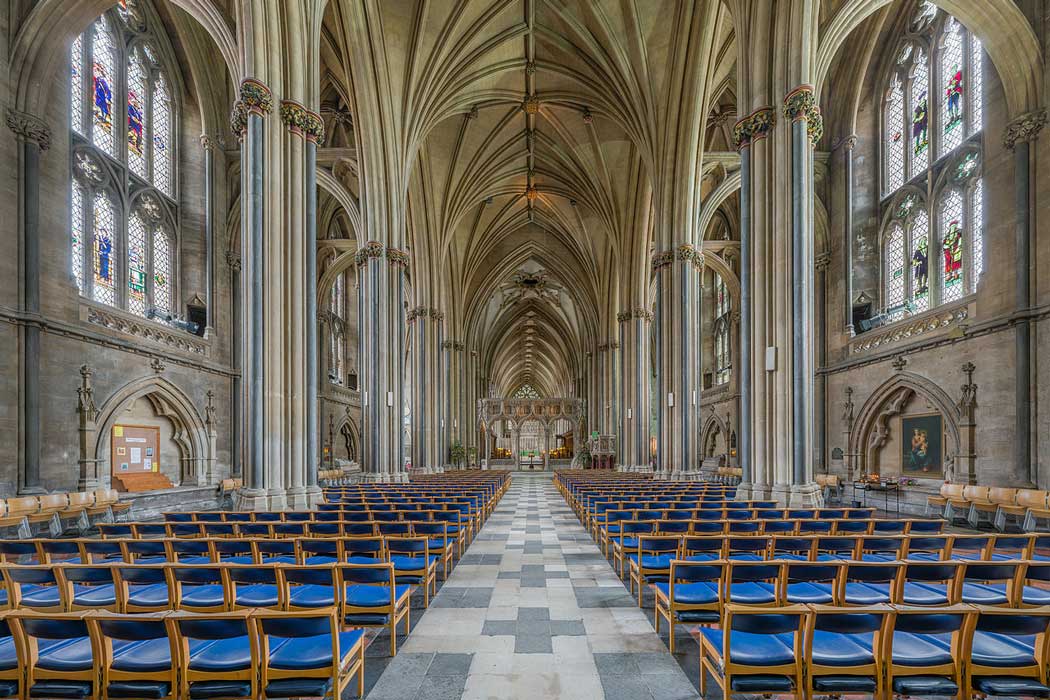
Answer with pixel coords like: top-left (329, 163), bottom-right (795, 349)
top-left (386, 247), bottom-right (409, 268)
top-left (6, 109), bottom-right (51, 150)
top-left (732, 107), bottom-right (777, 150)
top-left (783, 85), bottom-right (822, 146)
top-left (355, 240), bottom-right (384, 266)
top-left (1004, 109), bottom-right (1047, 151)
top-left (240, 78), bottom-right (273, 117)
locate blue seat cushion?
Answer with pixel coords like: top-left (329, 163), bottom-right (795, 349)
top-left (180, 585), bottom-right (226, 609)
top-left (187, 637), bottom-right (252, 672)
top-left (344, 613), bottom-right (391, 626)
top-left (728, 675), bottom-right (794, 692)
top-left (972, 676), bottom-right (1050, 697)
top-left (28, 681), bottom-right (94, 698)
top-left (892, 675), bottom-right (958, 695)
top-left (21, 586), bottom-right (61, 607)
top-left (113, 638), bottom-right (211, 673)
top-left (127, 584), bottom-right (170, 608)
top-left (188, 681), bottom-right (253, 699)
top-left (261, 556), bottom-right (297, 565)
top-left (616, 538), bottom-right (639, 550)
top-left (727, 553), bottom-right (764, 561)
top-left (728, 582), bottom-right (777, 605)
top-left (426, 540), bottom-right (449, 551)
top-left (107, 681), bottom-right (172, 698)
top-left (345, 584), bottom-right (411, 607)
top-left (236, 584), bottom-right (279, 607)
top-left (389, 556), bottom-right (438, 572)
top-left (786, 582), bottom-right (834, 604)
top-left (843, 583), bottom-right (891, 605)
top-left (892, 632), bottom-right (953, 666)
top-left (698, 628), bottom-right (795, 666)
top-left (1022, 586), bottom-right (1050, 606)
top-left (901, 582), bottom-right (951, 606)
top-left (267, 630), bottom-right (364, 670)
top-left (304, 556), bottom-right (338, 565)
top-left (970, 632), bottom-right (1037, 667)
top-left (220, 556), bottom-right (255, 565)
top-left (676, 610), bottom-right (721, 623)
top-left (37, 638), bottom-right (95, 672)
top-left (962, 583), bottom-right (1010, 606)
top-left (628, 554), bottom-right (675, 570)
top-left (653, 582), bottom-right (718, 605)
top-left (344, 556), bottom-right (381, 565)
top-left (72, 584), bottom-right (117, 607)
top-left (0, 637), bottom-right (18, 671)
top-left (265, 678), bottom-right (333, 698)
top-left (813, 676), bottom-right (877, 693)
top-left (287, 585), bottom-right (336, 608)
top-left (0, 680), bottom-right (16, 698)
top-left (810, 630), bottom-right (875, 666)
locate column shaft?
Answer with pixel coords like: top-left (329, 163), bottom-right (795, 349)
top-left (738, 140), bottom-right (752, 486)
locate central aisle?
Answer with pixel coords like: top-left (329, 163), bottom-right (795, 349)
top-left (364, 472), bottom-right (701, 700)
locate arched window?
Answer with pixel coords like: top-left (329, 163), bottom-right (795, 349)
top-left (713, 274), bottom-right (731, 385)
top-left (879, 2), bottom-right (984, 318)
top-left (70, 1), bottom-right (179, 320)
top-left (328, 272), bottom-right (347, 385)
top-left (513, 384), bottom-right (540, 399)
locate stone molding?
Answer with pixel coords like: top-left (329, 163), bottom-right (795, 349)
top-left (5, 109), bottom-right (51, 150)
top-left (407, 306), bottom-right (444, 323)
top-left (84, 303), bottom-right (209, 356)
top-left (849, 304), bottom-right (969, 354)
top-left (1003, 109), bottom-right (1047, 151)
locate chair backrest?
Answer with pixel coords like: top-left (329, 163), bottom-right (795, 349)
top-left (772, 537), bottom-right (815, 558)
top-left (906, 520), bottom-right (945, 534)
top-left (988, 487), bottom-right (1019, 506)
top-left (385, 536), bottom-right (428, 555)
top-left (94, 489), bottom-right (118, 506)
top-left (339, 562), bottom-right (395, 586)
top-left (728, 521), bottom-right (761, 534)
top-left (728, 560), bottom-right (781, 582)
top-left (962, 485), bottom-right (991, 503)
top-left (66, 492), bottom-right (95, 509)
top-left (5, 496), bottom-right (39, 517)
top-left (941, 483), bottom-right (964, 499)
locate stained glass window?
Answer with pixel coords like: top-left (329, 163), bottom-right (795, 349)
top-left (70, 5), bottom-right (180, 320)
top-left (127, 52), bottom-right (148, 178)
top-left (970, 34), bottom-right (983, 132)
top-left (971, 178), bottom-right (983, 288)
top-left (940, 19), bottom-right (964, 155)
top-left (152, 74), bottom-right (172, 195)
top-left (71, 35), bottom-right (83, 134)
top-left (910, 49), bottom-right (929, 173)
top-left (92, 192), bottom-right (116, 306)
top-left (513, 384), bottom-right (540, 399)
top-left (879, 6), bottom-right (984, 321)
top-left (91, 17), bottom-right (116, 156)
top-left (911, 208), bottom-right (930, 312)
top-left (941, 190), bottom-right (964, 303)
top-left (127, 212), bottom-right (148, 315)
top-left (885, 76), bottom-right (905, 194)
top-left (712, 274), bottom-right (731, 385)
top-left (885, 223), bottom-right (906, 316)
top-left (71, 182), bottom-right (85, 292)
top-left (329, 272), bottom-right (346, 384)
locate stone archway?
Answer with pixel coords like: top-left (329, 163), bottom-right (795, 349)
top-left (848, 371), bottom-right (972, 484)
top-left (87, 375), bottom-right (211, 489)
top-left (700, 413), bottom-right (728, 460)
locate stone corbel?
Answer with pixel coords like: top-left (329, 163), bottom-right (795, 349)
top-left (5, 109), bottom-right (52, 151)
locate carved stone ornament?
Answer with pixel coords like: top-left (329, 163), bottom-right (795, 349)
top-left (136, 193), bottom-right (164, 222)
top-left (280, 100), bottom-right (323, 143)
top-left (617, 311), bottom-right (631, 323)
top-left (675, 244), bottom-right (704, 269)
top-left (651, 250), bottom-right (675, 272)
top-left (783, 85), bottom-right (823, 145)
top-left (229, 101), bottom-right (247, 140)
top-left (814, 252), bottom-right (832, 271)
top-left (78, 365), bottom-right (98, 422)
top-left (521, 96), bottom-right (541, 114)
top-left (5, 109), bottom-right (52, 151)
top-left (385, 247), bottom-right (409, 268)
top-left (74, 150), bottom-right (106, 185)
top-left (150, 357), bottom-right (166, 373)
top-left (733, 107), bottom-right (777, 150)
top-left (355, 240), bottom-right (384, 266)
top-left (498, 268), bottom-right (564, 309)
top-left (204, 390), bottom-right (216, 428)
top-left (240, 79), bottom-right (273, 117)
top-left (891, 355), bottom-right (908, 372)
top-left (225, 251), bottom-right (242, 272)
top-left (1003, 109), bottom-right (1047, 151)
top-left (843, 386), bottom-right (855, 432)
top-left (958, 362), bottom-right (977, 416)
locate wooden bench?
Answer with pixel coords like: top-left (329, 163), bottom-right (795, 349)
top-left (113, 472), bottom-right (174, 493)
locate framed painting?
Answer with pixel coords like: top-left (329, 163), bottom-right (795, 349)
top-left (901, 413), bottom-right (943, 477)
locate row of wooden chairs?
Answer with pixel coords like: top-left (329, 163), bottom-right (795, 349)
top-left (0, 489), bottom-right (130, 535)
top-left (927, 483), bottom-right (1050, 531)
top-left (696, 604), bottom-right (1050, 700)
top-left (0, 607), bottom-right (366, 700)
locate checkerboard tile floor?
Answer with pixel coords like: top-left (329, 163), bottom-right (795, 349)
top-left (361, 472), bottom-right (701, 699)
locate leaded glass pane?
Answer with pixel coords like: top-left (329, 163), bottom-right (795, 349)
top-left (940, 19), bottom-right (965, 155)
top-left (911, 50), bottom-right (929, 174)
top-left (885, 223), bottom-right (906, 315)
top-left (127, 213), bottom-right (147, 315)
top-left (153, 229), bottom-right (171, 314)
top-left (911, 209), bottom-right (930, 312)
top-left (885, 75), bottom-right (905, 194)
top-left (71, 182), bottom-right (85, 293)
top-left (152, 74), bottom-right (173, 195)
top-left (972, 178), bottom-right (983, 289)
top-left (71, 35), bottom-right (83, 134)
top-left (970, 34), bottom-right (983, 132)
top-left (941, 190), bottom-right (965, 302)
top-left (514, 384), bottom-right (540, 399)
top-left (127, 52), bottom-right (148, 179)
top-left (91, 17), bottom-right (116, 156)
top-left (92, 192), bottom-right (116, 306)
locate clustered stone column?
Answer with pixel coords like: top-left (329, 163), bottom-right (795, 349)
top-left (442, 340), bottom-right (465, 468)
top-left (356, 243), bottom-right (409, 482)
top-left (5, 109), bottom-right (50, 495)
top-left (653, 245), bottom-right (703, 478)
top-left (618, 309), bottom-right (653, 470)
top-left (409, 307), bottom-right (444, 471)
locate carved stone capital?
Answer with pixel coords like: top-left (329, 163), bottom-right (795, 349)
top-left (814, 252), bottom-right (832, 271)
top-left (6, 109), bottom-right (51, 151)
top-left (1003, 109), bottom-right (1047, 151)
top-left (225, 251), bottom-right (241, 272)
top-left (733, 107), bottom-right (776, 150)
top-left (385, 247), bottom-right (409, 268)
top-left (199, 134), bottom-right (224, 151)
top-left (240, 78), bottom-right (273, 117)
top-left (355, 241), bottom-right (384, 266)
top-left (783, 85), bottom-right (823, 145)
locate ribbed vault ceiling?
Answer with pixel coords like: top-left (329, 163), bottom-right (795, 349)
top-left (317, 0), bottom-right (737, 399)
